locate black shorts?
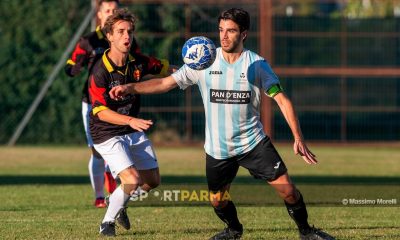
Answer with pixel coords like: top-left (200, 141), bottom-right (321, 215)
top-left (206, 136), bottom-right (287, 192)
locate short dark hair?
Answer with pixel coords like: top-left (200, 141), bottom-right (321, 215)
top-left (98, 0), bottom-right (119, 7)
top-left (103, 8), bottom-right (136, 35)
top-left (218, 8), bottom-right (250, 33)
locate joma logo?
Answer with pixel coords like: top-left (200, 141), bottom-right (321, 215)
top-left (209, 70), bottom-right (223, 75)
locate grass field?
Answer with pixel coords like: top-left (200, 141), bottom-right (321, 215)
top-left (0, 144), bottom-right (399, 239)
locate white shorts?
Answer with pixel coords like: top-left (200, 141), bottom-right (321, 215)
top-left (93, 132), bottom-right (158, 178)
top-left (81, 101), bottom-right (94, 147)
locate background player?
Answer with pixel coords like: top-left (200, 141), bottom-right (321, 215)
top-left (65, 0), bottom-right (120, 208)
top-left (109, 7), bottom-right (335, 240)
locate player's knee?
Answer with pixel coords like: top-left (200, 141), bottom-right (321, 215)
top-left (280, 187), bottom-right (299, 203)
top-left (119, 168), bottom-right (141, 188)
top-left (209, 189), bottom-right (231, 208)
top-left (144, 178), bottom-right (160, 190)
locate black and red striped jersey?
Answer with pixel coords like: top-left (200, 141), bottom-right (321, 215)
top-left (65, 26), bottom-right (141, 103)
top-left (88, 50), bottom-right (167, 144)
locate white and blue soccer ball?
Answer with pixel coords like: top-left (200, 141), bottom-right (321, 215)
top-left (182, 36), bottom-right (216, 70)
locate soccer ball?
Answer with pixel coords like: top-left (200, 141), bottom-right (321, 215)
top-left (182, 36), bottom-right (217, 70)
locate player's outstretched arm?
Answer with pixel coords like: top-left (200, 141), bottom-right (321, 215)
top-left (109, 75), bottom-right (178, 100)
top-left (272, 92), bottom-right (317, 164)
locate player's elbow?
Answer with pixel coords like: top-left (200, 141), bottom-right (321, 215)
top-left (65, 64), bottom-right (82, 77)
top-left (159, 77), bottom-right (177, 93)
top-left (93, 106), bottom-right (109, 121)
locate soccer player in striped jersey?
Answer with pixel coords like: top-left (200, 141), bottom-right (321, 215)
top-left (109, 7), bottom-right (335, 240)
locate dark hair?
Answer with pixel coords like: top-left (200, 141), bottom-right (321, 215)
top-left (98, 0), bottom-right (119, 7)
top-left (103, 8), bottom-right (136, 35)
top-left (218, 8), bottom-right (250, 32)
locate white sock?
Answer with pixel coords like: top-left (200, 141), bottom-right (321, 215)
top-left (88, 155), bottom-right (105, 199)
top-left (102, 186), bottom-right (130, 223)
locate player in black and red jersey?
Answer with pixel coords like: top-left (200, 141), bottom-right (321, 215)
top-left (65, 0), bottom-right (165, 208)
top-left (88, 8), bottom-right (170, 236)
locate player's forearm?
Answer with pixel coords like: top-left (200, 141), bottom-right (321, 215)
top-left (97, 109), bottom-right (132, 125)
top-left (130, 77), bottom-right (176, 94)
top-left (277, 95), bottom-right (304, 140)
top-left (285, 107), bottom-right (304, 141)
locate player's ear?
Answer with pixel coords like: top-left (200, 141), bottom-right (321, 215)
top-left (97, 10), bottom-right (102, 21)
top-left (241, 31), bottom-right (247, 41)
top-left (106, 32), bottom-right (112, 42)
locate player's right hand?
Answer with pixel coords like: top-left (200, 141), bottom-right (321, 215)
top-left (109, 85), bottom-right (131, 100)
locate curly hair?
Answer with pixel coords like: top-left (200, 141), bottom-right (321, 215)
top-left (103, 8), bottom-right (136, 35)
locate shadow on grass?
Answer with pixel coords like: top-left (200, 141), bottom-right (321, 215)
top-left (0, 175), bottom-right (398, 185)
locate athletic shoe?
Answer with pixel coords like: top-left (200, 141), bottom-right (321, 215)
top-left (116, 207), bottom-right (131, 230)
top-left (99, 221), bottom-right (116, 236)
top-left (209, 225), bottom-right (243, 240)
top-left (94, 198), bottom-right (106, 208)
top-left (300, 226), bottom-right (335, 240)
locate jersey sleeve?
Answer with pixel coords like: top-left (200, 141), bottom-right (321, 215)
top-left (259, 59), bottom-right (282, 97)
top-left (65, 38), bottom-right (89, 77)
top-left (133, 52), bottom-right (169, 76)
top-left (88, 73), bottom-right (109, 115)
top-left (129, 38), bottom-right (169, 77)
top-left (171, 65), bottom-right (200, 90)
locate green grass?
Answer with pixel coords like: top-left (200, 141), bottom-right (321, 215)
top-left (0, 145), bottom-right (399, 239)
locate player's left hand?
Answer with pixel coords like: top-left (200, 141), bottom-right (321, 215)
top-left (127, 118), bottom-right (153, 132)
top-left (293, 139), bottom-right (317, 164)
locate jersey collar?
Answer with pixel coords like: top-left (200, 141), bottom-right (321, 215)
top-left (102, 49), bottom-right (136, 74)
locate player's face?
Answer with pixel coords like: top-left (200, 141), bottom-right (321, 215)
top-left (98, 1), bottom-right (118, 27)
top-left (108, 20), bottom-right (134, 54)
top-left (219, 19), bottom-right (246, 53)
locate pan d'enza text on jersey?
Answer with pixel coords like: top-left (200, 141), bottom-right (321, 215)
top-left (210, 89), bottom-right (251, 104)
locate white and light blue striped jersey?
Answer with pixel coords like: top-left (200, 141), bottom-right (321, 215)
top-left (172, 48), bottom-right (280, 159)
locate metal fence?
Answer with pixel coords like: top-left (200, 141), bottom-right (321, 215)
top-left (3, 0), bottom-right (400, 145)
top-left (121, 0), bottom-right (400, 142)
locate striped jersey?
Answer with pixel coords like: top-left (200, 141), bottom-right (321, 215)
top-left (172, 48), bottom-right (281, 159)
